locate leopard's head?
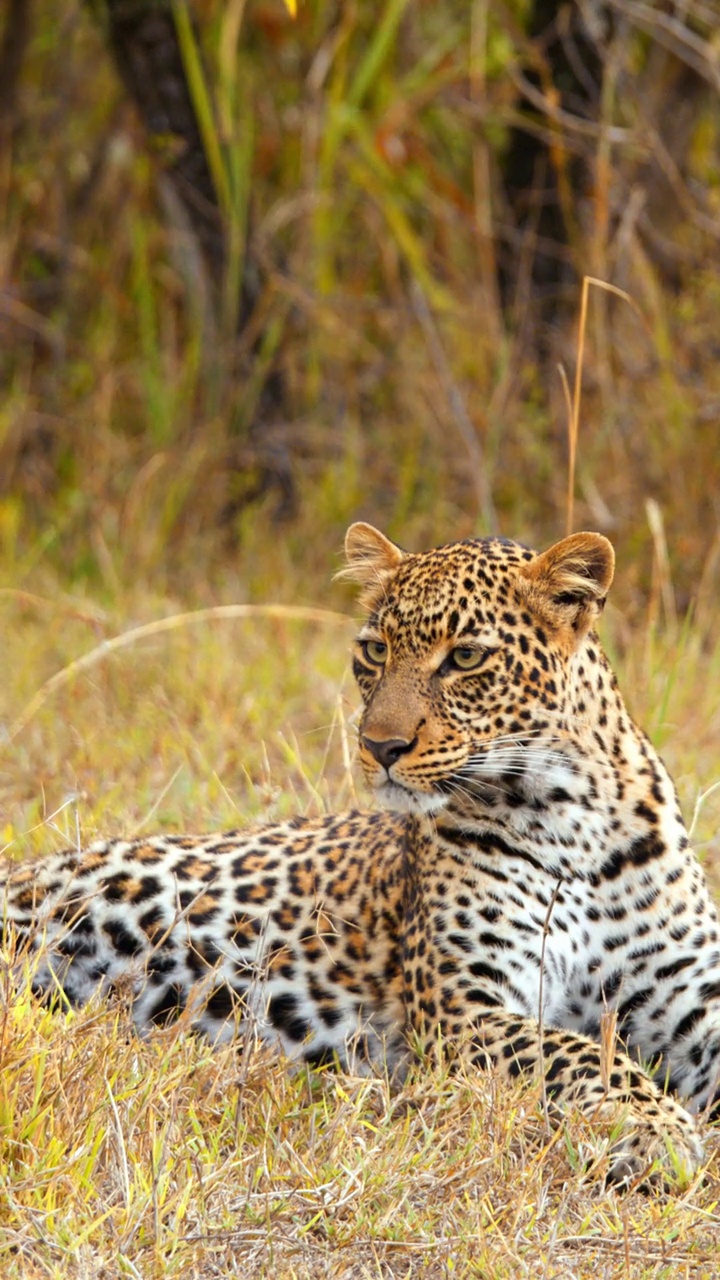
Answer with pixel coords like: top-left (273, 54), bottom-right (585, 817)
top-left (343, 523), bottom-right (615, 817)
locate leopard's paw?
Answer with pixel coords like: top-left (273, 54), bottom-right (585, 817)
top-left (605, 1110), bottom-right (704, 1190)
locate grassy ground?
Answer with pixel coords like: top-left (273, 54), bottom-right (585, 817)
top-left (2, 525), bottom-right (720, 1279)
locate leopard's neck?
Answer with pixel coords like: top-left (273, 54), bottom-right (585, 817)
top-left (425, 644), bottom-right (690, 883)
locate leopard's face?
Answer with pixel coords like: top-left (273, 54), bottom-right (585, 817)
top-left (344, 524), bottom-right (615, 817)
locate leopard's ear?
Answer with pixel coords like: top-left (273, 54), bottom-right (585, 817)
top-left (519, 532), bottom-right (615, 642)
top-left (339, 523), bottom-right (406, 604)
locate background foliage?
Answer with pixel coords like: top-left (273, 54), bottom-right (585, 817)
top-left (1, 0), bottom-right (719, 600)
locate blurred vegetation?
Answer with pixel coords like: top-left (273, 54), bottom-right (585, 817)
top-left (0, 0), bottom-right (719, 608)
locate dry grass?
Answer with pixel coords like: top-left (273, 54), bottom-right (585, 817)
top-left (2, 535), bottom-right (720, 1279)
top-left (3, 1007), bottom-right (720, 1279)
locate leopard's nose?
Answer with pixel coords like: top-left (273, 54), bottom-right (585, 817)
top-left (361, 736), bottom-right (416, 771)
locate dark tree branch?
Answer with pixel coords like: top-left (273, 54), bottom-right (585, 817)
top-left (99, 0), bottom-right (226, 282)
top-left (0, 0), bottom-right (33, 137)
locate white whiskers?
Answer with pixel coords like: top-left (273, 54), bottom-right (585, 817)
top-left (440, 732), bottom-right (580, 807)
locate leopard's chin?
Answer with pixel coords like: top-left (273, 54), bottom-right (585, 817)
top-left (373, 780), bottom-right (448, 816)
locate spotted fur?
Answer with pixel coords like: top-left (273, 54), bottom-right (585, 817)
top-left (4, 523), bottom-right (718, 1183)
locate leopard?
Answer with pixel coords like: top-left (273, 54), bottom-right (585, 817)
top-left (4, 522), bottom-right (720, 1185)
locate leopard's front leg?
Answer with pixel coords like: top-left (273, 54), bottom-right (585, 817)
top-left (461, 1009), bottom-right (704, 1184)
top-left (400, 839), bottom-right (704, 1184)
top-left (408, 998), bottom-right (704, 1185)
top-left (620, 960), bottom-right (720, 1121)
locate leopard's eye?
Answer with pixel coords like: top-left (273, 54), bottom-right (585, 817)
top-left (361, 639), bottom-right (388, 666)
top-left (450, 647), bottom-right (483, 670)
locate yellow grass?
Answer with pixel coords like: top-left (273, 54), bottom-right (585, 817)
top-left (2, 530), bottom-right (720, 1279)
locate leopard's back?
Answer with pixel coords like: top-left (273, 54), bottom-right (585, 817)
top-left (4, 811), bottom-right (408, 1065)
